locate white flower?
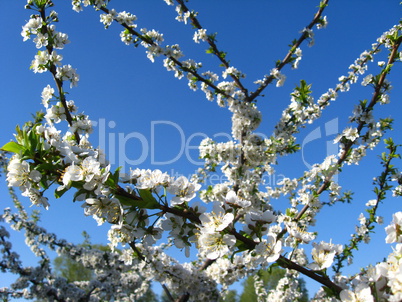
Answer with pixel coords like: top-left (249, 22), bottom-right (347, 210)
top-left (82, 197), bottom-right (122, 225)
top-left (193, 28), bottom-right (207, 43)
top-left (385, 212), bottom-right (402, 243)
top-left (292, 47), bottom-right (302, 69)
top-left (199, 201), bottom-right (234, 233)
top-left (376, 216), bottom-right (384, 224)
top-left (302, 27), bottom-right (315, 46)
top-left (167, 176), bottom-right (201, 205)
top-left (49, 50), bottom-right (63, 66)
top-left (55, 64), bottom-right (79, 87)
top-left (340, 283), bottom-right (374, 302)
top-left (361, 74), bottom-right (373, 86)
top-left (159, 213), bottom-right (184, 233)
top-left (51, 30), bottom-right (70, 49)
top-left (270, 68), bottom-right (286, 87)
top-left (136, 169), bottom-right (170, 191)
top-left (116, 11), bottom-right (137, 26)
top-left (308, 240), bottom-right (343, 271)
top-left (45, 102), bottom-right (66, 123)
top-left (379, 93), bottom-right (390, 105)
top-left (285, 221), bottom-right (316, 244)
top-left (100, 10), bottom-right (116, 28)
top-left (358, 213), bottom-right (366, 225)
top-left (143, 227), bottom-right (162, 246)
top-left (26, 188), bottom-right (50, 210)
top-left (222, 67), bottom-right (242, 79)
top-left (108, 223), bottom-right (136, 248)
top-left (7, 156), bottom-right (41, 190)
top-left (41, 85), bottom-right (54, 108)
top-left (244, 210), bottom-right (276, 234)
top-left (365, 199), bottom-right (378, 207)
top-left (343, 127), bottom-right (359, 142)
top-left (225, 190), bottom-right (251, 208)
top-left (62, 156), bottom-right (105, 191)
top-left (31, 51), bottom-right (49, 73)
top-left (21, 16), bottom-right (43, 41)
top-left (198, 232), bottom-right (236, 260)
top-left (316, 16), bottom-right (328, 29)
top-left (70, 117), bottom-right (93, 135)
top-left (255, 235), bottom-right (282, 263)
top-left (119, 249), bottom-right (133, 265)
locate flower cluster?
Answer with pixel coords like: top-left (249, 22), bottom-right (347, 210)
top-left (7, 155), bottom-right (49, 209)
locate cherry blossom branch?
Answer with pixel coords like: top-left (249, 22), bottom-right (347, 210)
top-left (173, 0), bottom-right (249, 98)
top-left (272, 42), bottom-right (382, 153)
top-left (230, 0), bottom-right (330, 201)
top-left (294, 36), bottom-right (402, 224)
top-left (277, 256), bottom-right (343, 295)
top-left (97, 6), bottom-right (233, 101)
top-left (227, 227), bottom-right (343, 295)
top-left (333, 139), bottom-right (400, 273)
top-left (38, 5), bottom-right (81, 144)
top-left (249, 0), bottom-right (329, 102)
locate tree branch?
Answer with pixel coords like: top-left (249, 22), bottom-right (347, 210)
top-left (38, 7), bottom-right (81, 145)
top-left (174, 0), bottom-right (249, 98)
top-left (249, 0), bottom-right (330, 102)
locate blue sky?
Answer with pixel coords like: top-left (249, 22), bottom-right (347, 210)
top-left (1, 0), bottom-right (402, 299)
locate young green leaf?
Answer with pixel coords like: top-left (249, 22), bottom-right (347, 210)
top-left (1, 141), bottom-right (25, 154)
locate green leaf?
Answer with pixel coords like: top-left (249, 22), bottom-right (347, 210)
top-left (104, 176), bottom-right (116, 188)
top-left (34, 0), bottom-right (48, 8)
top-left (205, 48), bottom-right (214, 54)
top-left (136, 189), bottom-right (160, 209)
top-left (115, 194), bottom-right (137, 206)
top-left (113, 166), bottom-right (122, 182)
top-left (1, 141), bottom-right (25, 153)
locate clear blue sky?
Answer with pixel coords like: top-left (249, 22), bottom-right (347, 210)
top-left (1, 0), bottom-right (402, 299)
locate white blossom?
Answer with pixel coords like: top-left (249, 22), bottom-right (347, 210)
top-left (198, 232), bottom-right (236, 260)
top-left (385, 212), bottom-right (402, 243)
top-left (199, 201), bottom-right (234, 233)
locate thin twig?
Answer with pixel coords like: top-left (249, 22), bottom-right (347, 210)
top-left (249, 0), bottom-right (330, 102)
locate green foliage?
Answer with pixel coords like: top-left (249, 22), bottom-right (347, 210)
top-left (53, 254), bottom-right (93, 282)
